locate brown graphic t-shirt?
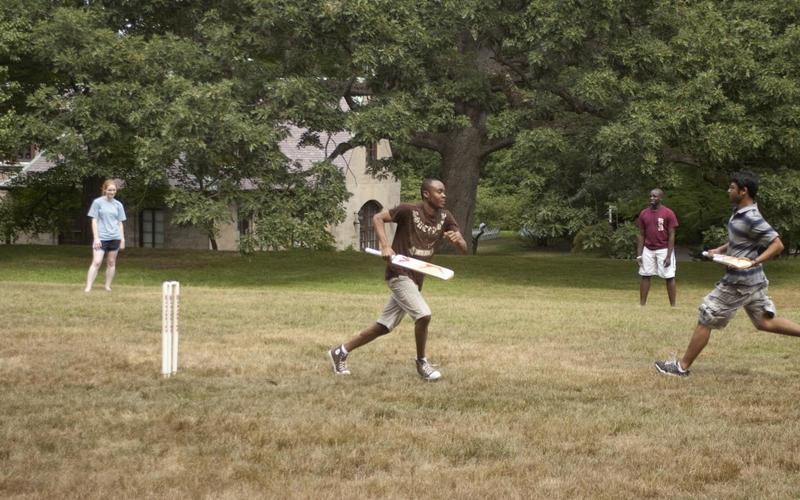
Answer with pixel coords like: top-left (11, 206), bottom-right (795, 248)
top-left (385, 203), bottom-right (459, 288)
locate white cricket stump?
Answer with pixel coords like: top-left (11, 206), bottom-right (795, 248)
top-left (161, 281), bottom-right (180, 377)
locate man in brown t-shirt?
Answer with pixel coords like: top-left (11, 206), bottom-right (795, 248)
top-left (328, 179), bottom-right (467, 380)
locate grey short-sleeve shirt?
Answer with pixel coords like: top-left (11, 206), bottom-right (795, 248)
top-left (722, 204), bottom-right (778, 286)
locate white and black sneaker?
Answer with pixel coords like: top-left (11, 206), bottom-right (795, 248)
top-left (655, 358), bottom-right (689, 377)
top-left (328, 345), bottom-right (350, 375)
top-left (415, 358), bottom-right (441, 381)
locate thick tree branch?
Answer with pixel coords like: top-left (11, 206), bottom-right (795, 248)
top-left (537, 84), bottom-right (609, 119)
top-left (341, 76), bottom-right (358, 111)
top-left (320, 78), bottom-right (372, 97)
top-left (491, 74), bottom-right (527, 108)
top-left (662, 147), bottom-right (701, 167)
top-left (489, 50), bottom-right (530, 88)
top-left (326, 141), bottom-right (353, 161)
top-left (408, 132), bottom-right (446, 153)
top-left (482, 136), bottom-right (516, 156)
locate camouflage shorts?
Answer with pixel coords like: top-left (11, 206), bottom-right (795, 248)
top-left (698, 281), bottom-right (776, 329)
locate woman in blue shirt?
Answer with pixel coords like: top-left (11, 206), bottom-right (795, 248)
top-left (84, 179), bottom-right (126, 292)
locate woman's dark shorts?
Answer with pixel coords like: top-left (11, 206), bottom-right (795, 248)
top-left (100, 240), bottom-right (121, 252)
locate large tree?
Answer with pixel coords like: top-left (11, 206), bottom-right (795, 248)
top-left (255, 0), bottom-right (800, 246)
top-left (6, 0), bottom-right (800, 250)
top-left (0, 0), bottom-right (63, 159)
top-left (5, 1), bottom-right (349, 248)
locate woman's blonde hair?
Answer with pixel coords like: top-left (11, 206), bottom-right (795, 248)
top-left (101, 179), bottom-right (117, 195)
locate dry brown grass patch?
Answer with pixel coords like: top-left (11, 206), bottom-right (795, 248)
top-left (2, 280), bottom-right (800, 498)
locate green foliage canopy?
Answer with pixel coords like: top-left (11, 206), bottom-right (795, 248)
top-left (3, 1), bottom-right (800, 252)
top-left (2, 1), bottom-right (349, 250)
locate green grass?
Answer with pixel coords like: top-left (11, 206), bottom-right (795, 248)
top-left (2, 242), bottom-right (800, 498)
top-left (1, 239), bottom-right (798, 292)
top-left (0, 239), bottom-right (766, 291)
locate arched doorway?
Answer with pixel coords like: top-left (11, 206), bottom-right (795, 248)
top-left (358, 200), bottom-right (382, 250)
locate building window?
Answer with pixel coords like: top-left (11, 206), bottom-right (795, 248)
top-left (367, 143), bottom-right (379, 165)
top-left (7, 146), bottom-right (35, 163)
top-left (238, 211), bottom-right (253, 237)
top-left (140, 209), bottom-right (165, 248)
top-left (358, 200), bottom-right (382, 250)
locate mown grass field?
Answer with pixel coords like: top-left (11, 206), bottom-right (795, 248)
top-left (2, 241), bottom-right (800, 499)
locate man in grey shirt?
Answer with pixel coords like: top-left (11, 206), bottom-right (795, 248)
top-left (656, 171), bottom-right (800, 376)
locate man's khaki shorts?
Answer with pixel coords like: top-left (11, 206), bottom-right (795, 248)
top-left (376, 276), bottom-right (432, 332)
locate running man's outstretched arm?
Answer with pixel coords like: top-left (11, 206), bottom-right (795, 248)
top-left (708, 243), bottom-right (728, 255)
top-left (373, 209), bottom-right (395, 258)
top-left (444, 230), bottom-right (468, 254)
top-left (751, 237), bottom-right (784, 266)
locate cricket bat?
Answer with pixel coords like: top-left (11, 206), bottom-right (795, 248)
top-left (702, 251), bottom-right (753, 270)
top-left (365, 248), bottom-right (455, 280)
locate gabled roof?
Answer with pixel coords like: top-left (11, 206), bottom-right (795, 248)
top-left (2, 113), bottom-right (362, 189)
top-left (25, 152), bottom-right (56, 174)
top-left (0, 152), bottom-right (57, 189)
top-left (278, 124), bottom-right (354, 173)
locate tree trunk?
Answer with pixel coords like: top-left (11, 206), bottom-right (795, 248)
top-left (78, 176), bottom-right (103, 245)
top-left (439, 127), bottom-right (485, 253)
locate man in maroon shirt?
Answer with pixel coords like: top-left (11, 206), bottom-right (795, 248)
top-left (636, 188), bottom-right (679, 306)
top-left (328, 179), bottom-right (468, 380)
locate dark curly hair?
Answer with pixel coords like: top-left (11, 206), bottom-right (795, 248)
top-left (730, 171), bottom-right (759, 200)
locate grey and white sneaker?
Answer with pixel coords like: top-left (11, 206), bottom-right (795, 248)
top-left (328, 345), bottom-right (350, 375)
top-left (655, 358), bottom-right (689, 377)
top-left (415, 358), bottom-right (441, 381)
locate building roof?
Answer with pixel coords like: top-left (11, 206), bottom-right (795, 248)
top-left (278, 124), bottom-right (354, 173)
top-left (25, 153), bottom-right (56, 173)
top-left (2, 113), bottom-right (361, 190)
top-left (0, 152), bottom-right (57, 189)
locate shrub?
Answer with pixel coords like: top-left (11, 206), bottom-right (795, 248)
top-left (521, 195), bottom-right (595, 247)
top-left (474, 185), bottom-right (526, 231)
top-left (573, 221), bottom-right (638, 259)
top-left (608, 222), bottom-right (639, 259)
top-left (573, 222), bottom-right (612, 254)
top-left (702, 225), bottom-right (728, 249)
top-left (760, 170), bottom-right (800, 255)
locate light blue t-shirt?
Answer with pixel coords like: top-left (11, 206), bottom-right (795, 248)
top-left (88, 197), bottom-right (126, 240)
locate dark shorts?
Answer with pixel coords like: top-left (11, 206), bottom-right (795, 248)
top-left (100, 240), bottom-right (121, 252)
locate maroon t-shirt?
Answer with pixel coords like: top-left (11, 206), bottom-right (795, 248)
top-left (638, 205), bottom-right (678, 250)
top-left (385, 203), bottom-right (459, 288)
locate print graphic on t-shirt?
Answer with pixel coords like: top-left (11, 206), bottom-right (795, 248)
top-left (387, 203), bottom-right (460, 288)
top-left (410, 246), bottom-right (433, 257)
top-left (657, 217), bottom-right (664, 232)
top-left (412, 210), bottom-right (447, 238)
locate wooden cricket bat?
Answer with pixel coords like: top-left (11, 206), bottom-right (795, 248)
top-left (702, 251), bottom-right (753, 270)
top-left (365, 248), bottom-right (455, 280)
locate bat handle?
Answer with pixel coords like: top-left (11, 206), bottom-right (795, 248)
top-left (365, 248), bottom-right (382, 256)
